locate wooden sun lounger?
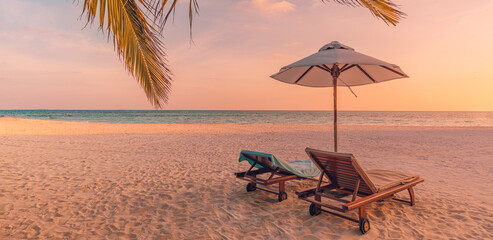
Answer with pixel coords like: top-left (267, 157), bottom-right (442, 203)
top-left (296, 148), bottom-right (424, 234)
top-left (235, 151), bottom-right (304, 202)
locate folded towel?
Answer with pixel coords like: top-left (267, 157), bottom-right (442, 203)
top-left (239, 150), bottom-right (321, 178)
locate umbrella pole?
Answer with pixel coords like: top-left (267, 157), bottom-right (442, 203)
top-left (332, 65), bottom-right (340, 152)
top-left (333, 76), bottom-right (337, 152)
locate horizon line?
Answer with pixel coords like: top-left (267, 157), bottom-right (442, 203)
top-left (1, 109), bottom-right (492, 113)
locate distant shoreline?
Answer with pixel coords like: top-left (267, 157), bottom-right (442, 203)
top-left (1, 117), bottom-right (492, 136)
top-left (1, 117), bottom-right (493, 127)
top-left (1, 109), bottom-right (492, 112)
top-left (1, 110), bottom-right (492, 127)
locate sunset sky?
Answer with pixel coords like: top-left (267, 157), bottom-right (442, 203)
top-left (0, 0), bottom-right (492, 111)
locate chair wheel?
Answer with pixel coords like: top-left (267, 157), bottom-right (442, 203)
top-left (309, 202), bottom-right (321, 216)
top-left (278, 192), bottom-right (287, 202)
top-left (246, 183), bottom-right (256, 192)
top-left (359, 218), bottom-right (370, 234)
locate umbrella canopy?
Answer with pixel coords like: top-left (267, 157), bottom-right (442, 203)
top-left (270, 41), bottom-right (408, 152)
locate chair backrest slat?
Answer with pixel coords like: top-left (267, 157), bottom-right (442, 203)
top-left (306, 148), bottom-right (377, 195)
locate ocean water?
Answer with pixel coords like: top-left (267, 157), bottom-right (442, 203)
top-left (0, 110), bottom-right (492, 127)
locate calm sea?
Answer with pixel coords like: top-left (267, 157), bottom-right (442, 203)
top-left (0, 110), bottom-right (492, 127)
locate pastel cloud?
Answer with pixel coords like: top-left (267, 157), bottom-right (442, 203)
top-left (238, 0), bottom-right (295, 15)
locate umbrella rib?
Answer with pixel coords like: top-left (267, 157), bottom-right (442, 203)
top-left (294, 66), bottom-right (314, 84)
top-left (322, 64), bottom-right (338, 74)
top-left (379, 65), bottom-right (407, 77)
top-left (321, 64), bottom-right (333, 72)
top-left (340, 64), bottom-right (356, 73)
top-left (339, 64), bottom-right (349, 71)
top-left (356, 65), bottom-right (376, 83)
top-left (315, 65), bottom-right (332, 74)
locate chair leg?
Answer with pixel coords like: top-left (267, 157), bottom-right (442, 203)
top-left (358, 205), bottom-right (367, 221)
top-left (279, 181), bottom-right (285, 193)
top-left (358, 207), bottom-right (370, 234)
top-left (277, 181), bottom-right (288, 202)
top-left (408, 187), bottom-right (415, 206)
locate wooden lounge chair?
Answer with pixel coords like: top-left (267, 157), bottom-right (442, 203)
top-left (235, 150), bottom-right (320, 202)
top-left (296, 148), bottom-right (424, 234)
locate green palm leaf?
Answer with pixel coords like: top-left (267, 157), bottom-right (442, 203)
top-left (82, 0), bottom-right (171, 108)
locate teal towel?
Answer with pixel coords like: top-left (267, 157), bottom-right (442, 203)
top-left (238, 150), bottom-right (320, 178)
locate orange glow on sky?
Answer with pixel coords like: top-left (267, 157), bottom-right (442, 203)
top-left (0, 0), bottom-right (492, 111)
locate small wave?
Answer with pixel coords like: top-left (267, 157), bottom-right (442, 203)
top-left (0, 110), bottom-right (492, 126)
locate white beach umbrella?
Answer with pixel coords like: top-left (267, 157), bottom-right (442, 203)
top-left (271, 41), bottom-right (408, 152)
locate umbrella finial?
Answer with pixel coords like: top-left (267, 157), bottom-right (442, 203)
top-left (319, 41), bottom-right (354, 52)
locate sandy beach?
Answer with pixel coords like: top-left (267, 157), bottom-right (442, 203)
top-left (0, 118), bottom-right (492, 239)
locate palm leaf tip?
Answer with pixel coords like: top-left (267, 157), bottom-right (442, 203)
top-left (82, 0), bottom-right (172, 108)
top-left (326, 0), bottom-right (406, 26)
top-left (145, 0), bottom-right (199, 33)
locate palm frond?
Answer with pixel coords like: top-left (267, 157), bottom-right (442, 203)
top-left (78, 0), bottom-right (403, 108)
top-left (144, 0), bottom-right (199, 33)
top-left (325, 0), bottom-right (405, 26)
top-left (82, 0), bottom-right (171, 108)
